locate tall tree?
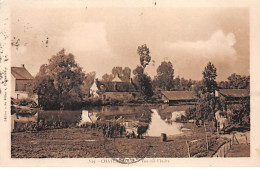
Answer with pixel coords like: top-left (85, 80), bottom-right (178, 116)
top-left (202, 62), bottom-right (217, 93)
top-left (133, 67), bottom-right (153, 99)
top-left (34, 49), bottom-right (86, 110)
top-left (137, 44), bottom-right (151, 69)
top-left (133, 44), bottom-right (153, 98)
top-left (34, 64), bottom-right (59, 110)
top-left (154, 61), bottom-right (174, 90)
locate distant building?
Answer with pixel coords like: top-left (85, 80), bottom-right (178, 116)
top-left (89, 80), bottom-right (99, 98)
top-left (90, 75), bottom-right (140, 101)
top-left (215, 89), bottom-right (250, 104)
top-left (11, 65), bottom-right (37, 102)
top-left (161, 91), bottom-right (196, 105)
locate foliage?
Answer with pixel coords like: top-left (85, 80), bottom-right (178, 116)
top-left (102, 73), bottom-right (114, 82)
top-left (112, 66), bottom-right (123, 77)
top-left (80, 71), bottom-right (96, 98)
top-left (121, 67), bottom-right (131, 82)
top-left (218, 73), bottom-right (250, 89)
top-left (33, 65), bottom-right (60, 110)
top-left (102, 67), bottom-right (131, 82)
top-left (132, 44), bottom-right (154, 99)
top-left (135, 73), bottom-right (153, 99)
top-left (227, 98), bottom-right (250, 126)
top-left (153, 61), bottom-right (174, 91)
top-left (194, 92), bottom-right (218, 120)
top-left (137, 44), bottom-right (151, 69)
top-left (14, 98), bottom-right (38, 107)
top-left (185, 106), bottom-right (196, 120)
top-left (202, 62), bottom-right (217, 93)
top-left (173, 76), bottom-right (193, 91)
top-left (112, 66), bottom-right (131, 82)
top-left (34, 49), bottom-right (87, 110)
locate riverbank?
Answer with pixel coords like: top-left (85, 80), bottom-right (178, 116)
top-left (12, 122), bottom-right (227, 158)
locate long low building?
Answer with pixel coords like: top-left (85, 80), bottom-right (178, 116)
top-left (161, 89), bottom-right (250, 106)
top-left (161, 91), bottom-right (196, 105)
top-left (215, 89), bottom-right (250, 104)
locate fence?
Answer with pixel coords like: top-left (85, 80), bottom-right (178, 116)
top-left (211, 132), bottom-right (248, 157)
top-left (211, 139), bottom-right (232, 157)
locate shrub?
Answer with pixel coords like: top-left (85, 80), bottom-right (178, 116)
top-left (185, 106), bottom-right (196, 120)
top-left (14, 98), bottom-right (38, 107)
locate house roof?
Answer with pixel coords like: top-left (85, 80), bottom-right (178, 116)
top-left (96, 81), bottom-right (137, 92)
top-left (218, 89), bottom-right (250, 98)
top-left (11, 67), bottom-right (34, 80)
top-left (112, 74), bottom-right (122, 82)
top-left (161, 91), bottom-right (194, 100)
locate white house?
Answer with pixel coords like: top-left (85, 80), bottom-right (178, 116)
top-left (89, 79), bottom-right (100, 98)
top-left (11, 65), bottom-right (38, 102)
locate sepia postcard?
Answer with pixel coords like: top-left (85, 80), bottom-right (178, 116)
top-left (0, 0), bottom-right (260, 167)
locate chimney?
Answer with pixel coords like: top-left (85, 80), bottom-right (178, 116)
top-left (22, 64), bottom-right (25, 67)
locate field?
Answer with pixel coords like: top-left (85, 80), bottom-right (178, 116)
top-left (11, 122), bottom-right (226, 158)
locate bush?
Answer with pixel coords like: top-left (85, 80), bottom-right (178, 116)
top-left (14, 98), bottom-right (38, 108)
top-left (227, 98), bottom-right (250, 127)
top-left (185, 106), bottom-right (196, 120)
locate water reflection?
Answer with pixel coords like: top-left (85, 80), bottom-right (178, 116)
top-left (11, 105), bottom-right (189, 137)
top-left (145, 109), bottom-right (183, 136)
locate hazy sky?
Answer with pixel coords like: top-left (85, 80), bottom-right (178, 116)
top-left (11, 8), bottom-right (249, 81)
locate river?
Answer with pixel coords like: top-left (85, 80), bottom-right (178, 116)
top-left (11, 105), bottom-right (190, 136)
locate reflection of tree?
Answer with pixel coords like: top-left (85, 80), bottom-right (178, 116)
top-left (95, 106), bottom-right (153, 136)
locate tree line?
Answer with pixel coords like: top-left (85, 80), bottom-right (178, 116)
top-left (29, 45), bottom-right (249, 110)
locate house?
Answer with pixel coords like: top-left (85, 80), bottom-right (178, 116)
top-left (11, 65), bottom-right (38, 102)
top-left (89, 80), bottom-right (99, 98)
top-left (215, 89), bottom-right (250, 104)
top-left (161, 91), bottom-right (196, 105)
top-left (90, 75), bottom-right (140, 101)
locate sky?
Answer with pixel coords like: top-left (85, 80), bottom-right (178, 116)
top-left (11, 8), bottom-right (249, 81)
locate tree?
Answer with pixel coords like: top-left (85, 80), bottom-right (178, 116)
top-left (34, 64), bottom-right (60, 110)
top-left (102, 73), bottom-right (114, 82)
top-left (106, 66), bottom-right (131, 82)
top-left (227, 73), bottom-right (250, 89)
top-left (191, 62), bottom-right (218, 121)
top-left (218, 73), bottom-right (250, 89)
top-left (112, 66), bottom-right (123, 78)
top-left (202, 62), bottom-right (217, 93)
top-left (133, 44), bottom-right (153, 98)
top-left (133, 69), bottom-right (153, 99)
top-left (154, 61), bottom-right (174, 90)
top-left (34, 49), bottom-right (86, 110)
top-left (81, 72), bottom-right (96, 97)
top-left (137, 44), bottom-right (151, 69)
top-left (121, 67), bottom-right (131, 82)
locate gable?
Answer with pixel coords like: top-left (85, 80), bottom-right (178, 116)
top-left (11, 67), bottom-right (34, 80)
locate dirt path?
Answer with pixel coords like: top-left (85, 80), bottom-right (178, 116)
top-left (225, 144), bottom-right (250, 157)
